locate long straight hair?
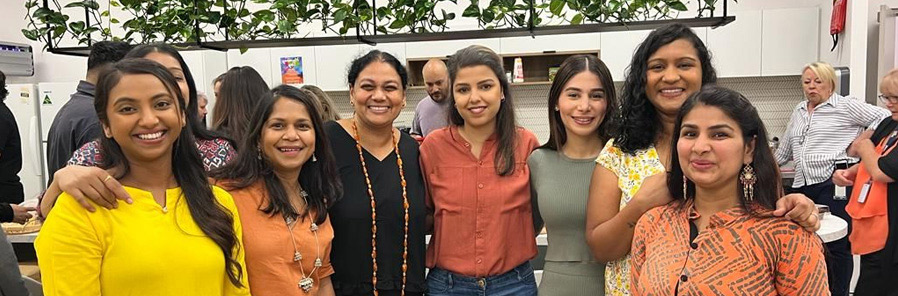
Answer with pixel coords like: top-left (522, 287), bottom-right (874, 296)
top-left (125, 44), bottom-right (231, 143)
top-left (212, 66), bottom-right (270, 143)
top-left (447, 45), bottom-right (518, 176)
top-left (211, 85), bottom-right (342, 224)
top-left (94, 58), bottom-right (243, 286)
top-left (667, 86), bottom-right (781, 214)
top-left (542, 54), bottom-right (618, 151)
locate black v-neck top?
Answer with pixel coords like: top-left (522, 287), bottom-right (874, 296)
top-left (325, 121), bottom-right (427, 295)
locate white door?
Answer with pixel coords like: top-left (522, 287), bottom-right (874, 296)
top-left (37, 82), bottom-right (78, 186)
top-left (5, 84), bottom-right (44, 201)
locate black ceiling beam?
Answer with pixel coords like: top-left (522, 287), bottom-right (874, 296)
top-left (46, 16), bottom-right (734, 57)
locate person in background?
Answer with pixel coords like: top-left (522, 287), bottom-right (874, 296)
top-left (46, 41), bottom-right (132, 184)
top-left (775, 61), bottom-right (889, 296)
top-left (0, 70), bottom-right (35, 224)
top-left (212, 66), bottom-right (270, 143)
top-left (213, 72), bottom-right (226, 101)
top-left (421, 45), bottom-right (539, 295)
top-left (325, 50), bottom-right (427, 296)
top-left (585, 23), bottom-right (819, 296)
top-left (0, 230), bottom-right (28, 296)
top-left (213, 85), bottom-right (342, 296)
top-left (198, 91), bottom-right (209, 125)
top-left (39, 44), bottom-right (236, 218)
top-left (410, 58), bottom-right (450, 137)
top-left (833, 68), bottom-right (898, 296)
top-left (35, 58), bottom-right (249, 295)
top-left (529, 54), bottom-right (617, 295)
top-left (301, 85), bottom-right (342, 121)
top-left (631, 86), bottom-right (829, 295)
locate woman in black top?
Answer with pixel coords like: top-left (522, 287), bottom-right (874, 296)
top-left (326, 50), bottom-right (426, 295)
top-left (834, 69), bottom-right (898, 295)
top-left (0, 70), bottom-right (34, 224)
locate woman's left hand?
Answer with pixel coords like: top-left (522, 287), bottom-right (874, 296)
top-left (773, 193), bottom-right (820, 232)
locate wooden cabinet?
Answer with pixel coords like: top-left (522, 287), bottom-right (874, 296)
top-left (405, 50), bottom-right (599, 87)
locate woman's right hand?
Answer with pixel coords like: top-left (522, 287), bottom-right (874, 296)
top-left (832, 169), bottom-right (856, 187)
top-left (44, 165), bottom-right (132, 213)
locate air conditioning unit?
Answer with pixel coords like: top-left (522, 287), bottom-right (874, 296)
top-left (0, 41), bottom-right (34, 76)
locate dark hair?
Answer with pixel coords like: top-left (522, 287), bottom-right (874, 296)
top-left (301, 84), bottom-right (341, 121)
top-left (0, 70), bottom-right (7, 101)
top-left (87, 41), bottom-right (133, 72)
top-left (447, 45), bottom-right (518, 176)
top-left (668, 85), bottom-right (780, 214)
top-left (616, 23), bottom-right (718, 153)
top-left (93, 58), bottom-right (243, 286)
top-left (542, 54), bottom-right (618, 150)
top-left (211, 85), bottom-right (342, 225)
top-left (347, 50), bottom-right (408, 89)
top-left (213, 72), bottom-right (226, 86)
top-left (212, 66), bottom-right (270, 142)
top-left (125, 44), bottom-right (230, 143)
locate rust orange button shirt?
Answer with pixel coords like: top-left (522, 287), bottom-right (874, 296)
top-left (631, 203), bottom-right (829, 296)
top-left (420, 126), bottom-right (540, 277)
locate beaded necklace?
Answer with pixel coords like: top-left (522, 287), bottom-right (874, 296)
top-left (351, 119), bottom-right (409, 296)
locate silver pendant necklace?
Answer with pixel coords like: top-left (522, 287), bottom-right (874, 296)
top-left (285, 189), bottom-right (322, 293)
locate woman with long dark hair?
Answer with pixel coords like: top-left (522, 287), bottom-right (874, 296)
top-left (36, 58), bottom-right (248, 295)
top-left (529, 54), bottom-right (617, 295)
top-left (212, 85), bottom-right (342, 295)
top-left (584, 23), bottom-right (819, 295)
top-left (326, 50), bottom-right (427, 296)
top-left (212, 66), bottom-right (270, 143)
top-left (39, 44), bottom-right (236, 217)
top-left (421, 45), bottom-right (540, 295)
top-left (631, 86), bottom-right (828, 295)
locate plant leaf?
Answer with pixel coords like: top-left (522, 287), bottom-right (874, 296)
top-left (462, 4), bottom-right (480, 17)
top-left (571, 13), bottom-right (583, 25)
top-left (669, 1), bottom-right (687, 11)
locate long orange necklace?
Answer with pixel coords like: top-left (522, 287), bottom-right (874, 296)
top-left (351, 119), bottom-right (409, 296)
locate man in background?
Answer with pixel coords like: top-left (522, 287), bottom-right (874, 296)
top-left (45, 41), bottom-right (132, 183)
top-left (0, 70), bottom-right (35, 224)
top-left (411, 58), bottom-right (450, 137)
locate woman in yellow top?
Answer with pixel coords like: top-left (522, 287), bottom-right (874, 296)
top-left (35, 58), bottom-right (250, 296)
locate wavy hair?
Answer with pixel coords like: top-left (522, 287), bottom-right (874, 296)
top-left (616, 23), bottom-right (717, 153)
top-left (94, 58), bottom-right (243, 286)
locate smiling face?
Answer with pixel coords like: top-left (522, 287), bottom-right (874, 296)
top-left (260, 97), bottom-right (316, 176)
top-left (677, 104), bottom-right (754, 193)
top-left (645, 38), bottom-right (703, 116)
top-left (144, 52), bottom-right (190, 105)
top-left (452, 65), bottom-right (504, 130)
top-left (102, 73), bottom-right (185, 164)
top-left (802, 68), bottom-right (834, 106)
top-left (557, 71), bottom-right (608, 139)
top-left (349, 61), bottom-right (406, 129)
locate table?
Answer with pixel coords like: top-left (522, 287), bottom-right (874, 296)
top-left (817, 213), bottom-right (849, 243)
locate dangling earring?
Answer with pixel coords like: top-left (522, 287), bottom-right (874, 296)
top-left (554, 106), bottom-right (560, 111)
top-left (682, 175), bottom-right (688, 198)
top-left (311, 153), bottom-right (317, 162)
top-left (256, 146), bottom-right (263, 160)
top-left (740, 164), bottom-right (757, 201)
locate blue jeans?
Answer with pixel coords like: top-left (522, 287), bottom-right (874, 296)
top-left (426, 262), bottom-right (537, 296)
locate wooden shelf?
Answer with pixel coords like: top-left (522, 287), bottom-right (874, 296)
top-left (406, 50), bottom-right (599, 87)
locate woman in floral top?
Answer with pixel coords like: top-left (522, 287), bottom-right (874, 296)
top-left (584, 23), bottom-right (821, 295)
top-left (39, 44), bottom-right (235, 217)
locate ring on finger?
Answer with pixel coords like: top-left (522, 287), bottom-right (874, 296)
top-left (103, 175), bottom-right (113, 182)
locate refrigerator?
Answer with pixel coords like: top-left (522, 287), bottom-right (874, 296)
top-left (36, 82), bottom-right (79, 187)
top-left (5, 84), bottom-right (43, 202)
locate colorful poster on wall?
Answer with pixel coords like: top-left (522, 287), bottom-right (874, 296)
top-left (280, 56), bottom-right (304, 84)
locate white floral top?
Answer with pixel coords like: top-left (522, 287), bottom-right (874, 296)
top-left (595, 139), bottom-right (666, 296)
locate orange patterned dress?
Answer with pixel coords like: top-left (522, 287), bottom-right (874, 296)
top-left (631, 203), bottom-right (829, 296)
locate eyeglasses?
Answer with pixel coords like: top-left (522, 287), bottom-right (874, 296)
top-left (878, 94), bottom-right (898, 104)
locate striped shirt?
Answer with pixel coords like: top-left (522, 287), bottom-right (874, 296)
top-left (775, 93), bottom-right (889, 187)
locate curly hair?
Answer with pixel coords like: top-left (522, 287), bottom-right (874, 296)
top-left (616, 23), bottom-right (718, 154)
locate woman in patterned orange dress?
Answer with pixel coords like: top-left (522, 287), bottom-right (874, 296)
top-left (630, 86), bottom-right (829, 295)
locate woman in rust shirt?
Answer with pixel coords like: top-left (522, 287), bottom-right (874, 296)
top-left (213, 85), bottom-right (343, 295)
top-left (630, 86), bottom-right (828, 295)
top-left (420, 45), bottom-right (540, 295)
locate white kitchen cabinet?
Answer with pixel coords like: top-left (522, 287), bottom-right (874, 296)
top-left (761, 7), bottom-right (820, 76)
top-left (227, 48), bottom-right (275, 86)
top-left (314, 44), bottom-right (364, 91)
top-left (708, 10), bottom-right (763, 77)
top-left (500, 32), bottom-right (601, 55)
top-left (405, 38), bottom-right (501, 59)
top-left (599, 30), bottom-right (651, 81)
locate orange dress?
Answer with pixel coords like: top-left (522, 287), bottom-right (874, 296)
top-left (226, 180), bottom-right (335, 296)
top-left (631, 203), bottom-right (828, 296)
